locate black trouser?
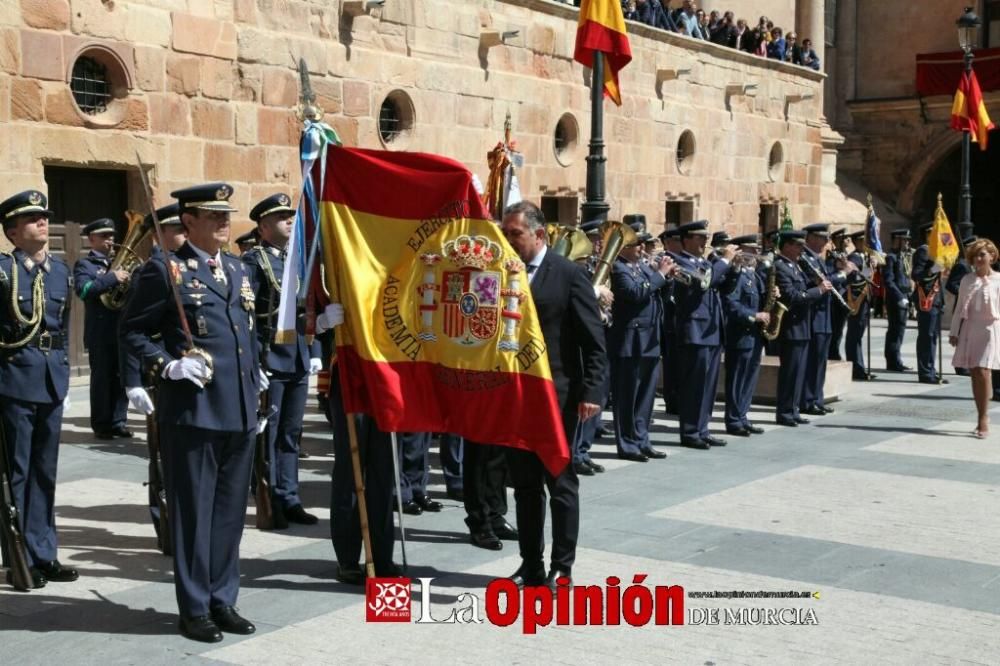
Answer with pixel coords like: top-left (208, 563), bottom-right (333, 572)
top-left (397, 432), bottom-right (431, 504)
top-left (916, 307), bottom-right (942, 381)
top-left (846, 311), bottom-right (869, 377)
top-left (776, 340), bottom-right (809, 423)
top-left (462, 442), bottom-right (508, 534)
top-left (438, 433), bottom-right (463, 493)
top-left (88, 341), bottom-right (127, 433)
top-left (884, 299), bottom-right (908, 368)
top-left (829, 307), bottom-right (846, 360)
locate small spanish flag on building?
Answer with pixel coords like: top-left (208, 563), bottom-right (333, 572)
top-left (951, 69), bottom-right (995, 151)
top-left (928, 193), bottom-right (960, 270)
top-left (574, 0), bottom-right (632, 106)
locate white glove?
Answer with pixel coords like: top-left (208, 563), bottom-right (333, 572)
top-left (309, 357), bottom-right (323, 375)
top-left (62, 396), bottom-right (72, 412)
top-left (256, 416), bottom-right (268, 435)
top-left (898, 298), bottom-right (909, 309)
top-left (126, 387), bottom-right (155, 415)
top-left (164, 355), bottom-right (211, 389)
top-left (315, 303), bottom-right (345, 333)
top-left (259, 369), bottom-right (270, 392)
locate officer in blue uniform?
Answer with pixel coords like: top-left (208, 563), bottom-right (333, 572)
top-left (234, 228), bottom-right (259, 254)
top-left (799, 223), bottom-right (843, 415)
top-left (0, 190), bottom-right (78, 589)
top-left (911, 223), bottom-right (947, 384)
top-left (774, 230), bottom-right (832, 426)
top-left (608, 223), bottom-right (675, 462)
top-left (760, 229), bottom-right (781, 357)
top-left (883, 229), bottom-right (913, 372)
top-left (673, 220), bottom-right (734, 449)
top-left (722, 234), bottom-right (769, 436)
top-left (658, 227), bottom-right (683, 416)
top-left (243, 193), bottom-right (321, 528)
top-left (73, 218), bottom-right (131, 439)
top-left (827, 228), bottom-right (849, 360)
top-left (398, 431), bottom-right (444, 514)
top-left (845, 230), bottom-right (875, 381)
top-left (121, 183), bottom-right (261, 643)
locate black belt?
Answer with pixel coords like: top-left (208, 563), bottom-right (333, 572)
top-left (31, 332), bottom-right (65, 351)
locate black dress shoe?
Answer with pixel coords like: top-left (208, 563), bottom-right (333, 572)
top-left (801, 406), bottom-right (826, 416)
top-left (492, 519), bottom-right (519, 540)
top-left (574, 461), bottom-right (595, 476)
top-left (641, 448), bottom-right (668, 459)
top-left (94, 431), bottom-right (115, 440)
top-left (446, 487), bottom-right (464, 502)
top-left (704, 436), bottom-right (727, 447)
top-left (596, 426), bottom-right (612, 439)
top-left (376, 562), bottom-right (404, 577)
top-left (820, 405), bottom-right (835, 414)
top-left (586, 460), bottom-right (605, 473)
top-left (402, 501), bottom-right (423, 516)
top-left (793, 417), bottom-right (811, 425)
top-left (744, 424), bottom-right (764, 434)
top-left (414, 496), bottom-right (443, 512)
top-left (681, 438), bottom-right (710, 450)
top-left (510, 564), bottom-right (546, 588)
top-left (179, 615), bottom-right (223, 643)
top-left (111, 427), bottom-right (133, 438)
top-left (336, 563), bottom-right (364, 585)
top-left (725, 427), bottom-right (751, 437)
top-left (16, 569), bottom-right (47, 588)
top-left (211, 606), bottom-right (256, 635)
top-left (284, 504), bottom-right (318, 525)
top-left (470, 530), bottom-right (502, 551)
top-left (36, 560), bottom-right (78, 582)
top-left (298, 450), bottom-right (310, 459)
top-left (618, 451), bottom-right (649, 462)
top-left (776, 419), bottom-right (798, 427)
top-left (545, 568), bottom-right (572, 593)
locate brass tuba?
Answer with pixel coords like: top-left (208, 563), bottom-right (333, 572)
top-left (761, 259), bottom-right (788, 341)
top-left (545, 223), bottom-right (594, 263)
top-left (591, 220), bottom-right (639, 287)
top-left (99, 210), bottom-right (154, 310)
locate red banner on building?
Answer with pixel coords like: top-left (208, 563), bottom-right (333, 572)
top-left (916, 48), bottom-right (1000, 96)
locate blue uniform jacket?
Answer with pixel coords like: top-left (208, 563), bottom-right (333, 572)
top-left (73, 250), bottom-right (121, 349)
top-left (910, 245), bottom-right (944, 311)
top-left (883, 251), bottom-right (913, 303)
top-left (608, 258), bottom-right (666, 358)
top-left (241, 243), bottom-right (320, 376)
top-left (774, 254), bottom-right (822, 342)
top-left (723, 267), bottom-right (765, 351)
top-left (799, 247), bottom-right (842, 335)
top-left (672, 252), bottom-right (729, 346)
top-left (0, 250), bottom-right (71, 403)
top-left (120, 242), bottom-right (261, 432)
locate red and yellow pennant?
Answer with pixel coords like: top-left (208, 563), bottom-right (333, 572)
top-left (318, 147), bottom-right (569, 474)
top-left (574, 0), bottom-right (632, 106)
top-left (951, 69), bottom-right (995, 150)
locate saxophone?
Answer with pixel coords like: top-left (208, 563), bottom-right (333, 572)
top-left (761, 260), bottom-right (788, 341)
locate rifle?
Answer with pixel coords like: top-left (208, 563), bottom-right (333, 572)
top-left (0, 421), bottom-right (33, 590)
top-left (254, 253), bottom-right (276, 530)
top-left (144, 385), bottom-right (171, 556)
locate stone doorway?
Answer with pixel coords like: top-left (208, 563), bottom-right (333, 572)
top-left (758, 201), bottom-right (780, 237)
top-left (912, 140), bottom-right (1000, 243)
top-left (540, 194), bottom-right (579, 227)
top-left (664, 199), bottom-right (695, 228)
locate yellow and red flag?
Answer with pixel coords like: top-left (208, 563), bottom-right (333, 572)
top-left (318, 147), bottom-right (569, 474)
top-left (928, 194), bottom-right (959, 270)
top-left (951, 69), bottom-right (995, 150)
top-left (574, 0), bottom-right (632, 106)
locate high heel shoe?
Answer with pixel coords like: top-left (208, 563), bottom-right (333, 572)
top-left (973, 429), bottom-right (988, 439)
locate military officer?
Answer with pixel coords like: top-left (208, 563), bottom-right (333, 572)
top-left (799, 223), bottom-right (844, 415)
top-left (722, 234), bottom-right (769, 436)
top-left (827, 228), bottom-right (849, 360)
top-left (0, 190), bottom-right (78, 589)
top-left (608, 224), bottom-right (675, 461)
top-left (883, 229), bottom-right (913, 372)
top-left (911, 222), bottom-right (947, 384)
top-left (774, 230), bottom-right (833, 426)
top-left (243, 193), bottom-right (321, 528)
top-left (235, 228), bottom-right (259, 254)
top-left (121, 183), bottom-right (262, 643)
top-left (760, 229), bottom-right (780, 357)
top-left (658, 226), bottom-right (683, 416)
top-left (673, 220), bottom-right (734, 449)
top-left (73, 218), bottom-right (131, 439)
top-left (845, 230), bottom-right (875, 381)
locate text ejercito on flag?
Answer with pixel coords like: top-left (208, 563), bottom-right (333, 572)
top-left (574, 0), bottom-right (632, 106)
top-left (317, 147), bottom-right (570, 475)
top-left (951, 69), bottom-right (996, 150)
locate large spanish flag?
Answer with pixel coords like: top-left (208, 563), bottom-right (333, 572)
top-left (951, 69), bottom-right (995, 150)
top-left (574, 0), bottom-right (632, 106)
top-left (319, 147), bottom-right (569, 474)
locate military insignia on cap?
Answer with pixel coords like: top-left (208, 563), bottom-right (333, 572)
top-left (28, 192), bottom-right (42, 205)
top-left (278, 194), bottom-right (290, 207)
top-left (216, 186), bottom-right (230, 200)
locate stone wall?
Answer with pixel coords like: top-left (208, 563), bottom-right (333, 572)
top-left (0, 0), bottom-right (824, 245)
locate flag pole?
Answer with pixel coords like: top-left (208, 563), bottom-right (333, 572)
top-left (389, 433), bottom-right (408, 572)
top-left (580, 51), bottom-right (609, 227)
top-left (958, 40), bottom-right (975, 242)
top-left (345, 415), bottom-right (376, 579)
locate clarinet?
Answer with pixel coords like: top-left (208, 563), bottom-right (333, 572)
top-left (800, 256), bottom-right (850, 310)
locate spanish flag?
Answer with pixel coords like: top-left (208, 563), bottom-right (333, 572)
top-left (951, 69), bottom-right (995, 150)
top-left (928, 194), bottom-right (959, 270)
top-left (318, 147), bottom-right (569, 474)
top-left (574, 0), bottom-right (632, 106)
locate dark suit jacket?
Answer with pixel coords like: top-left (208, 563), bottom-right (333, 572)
top-left (774, 254), bottom-right (822, 342)
top-left (672, 252), bottom-right (729, 346)
top-left (73, 250), bottom-right (120, 350)
top-left (529, 249), bottom-right (607, 409)
top-left (883, 251), bottom-right (914, 302)
top-left (724, 267), bottom-right (765, 351)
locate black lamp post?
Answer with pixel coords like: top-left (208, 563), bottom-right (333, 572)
top-left (956, 6), bottom-right (981, 241)
top-left (580, 53), bottom-right (610, 227)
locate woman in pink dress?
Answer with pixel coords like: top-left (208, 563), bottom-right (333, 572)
top-left (949, 238), bottom-right (1000, 438)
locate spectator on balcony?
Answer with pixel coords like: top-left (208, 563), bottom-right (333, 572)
top-left (784, 32), bottom-right (799, 62)
top-left (732, 18), bottom-right (755, 53)
top-left (710, 12), bottom-right (736, 46)
top-left (767, 27), bottom-right (787, 61)
top-left (678, 0), bottom-right (704, 39)
top-left (647, 0), bottom-right (680, 33)
top-left (697, 9), bottom-right (711, 40)
top-left (796, 37), bottom-right (822, 70)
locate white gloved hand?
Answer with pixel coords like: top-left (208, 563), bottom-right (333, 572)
top-left (259, 369), bottom-right (270, 392)
top-left (315, 303), bottom-right (345, 333)
top-left (164, 355), bottom-right (211, 389)
top-left (126, 386), bottom-right (155, 415)
top-left (309, 357), bottom-right (323, 375)
top-left (899, 298), bottom-right (909, 309)
top-left (62, 395), bottom-right (72, 412)
top-left (256, 416), bottom-right (268, 435)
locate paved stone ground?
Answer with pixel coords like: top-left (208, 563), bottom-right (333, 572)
top-left (3, 320), bottom-right (1000, 664)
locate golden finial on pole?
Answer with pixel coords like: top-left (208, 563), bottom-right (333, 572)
top-left (503, 111), bottom-right (512, 147)
top-left (866, 192), bottom-right (873, 210)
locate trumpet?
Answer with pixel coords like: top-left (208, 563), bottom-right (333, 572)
top-left (672, 262), bottom-right (712, 290)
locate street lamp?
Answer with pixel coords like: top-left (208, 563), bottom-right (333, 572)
top-left (956, 6), bottom-right (981, 240)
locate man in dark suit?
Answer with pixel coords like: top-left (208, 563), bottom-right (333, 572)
top-left (672, 220), bottom-right (734, 449)
top-left (911, 223), bottom-right (948, 384)
top-left (121, 183), bottom-right (262, 643)
top-left (500, 201), bottom-right (606, 591)
top-left (845, 231), bottom-right (875, 381)
top-left (0, 190), bottom-right (78, 589)
top-left (73, 218), bottom-right (132, 440)
top-left (883, 229), bottom-right (913, 372)
top-left (722, 234), bottom-right (769, 436)
top-left (827, 228), bottom-right (849, 360)
top-left (799, 223), bottom-right (844, 416)
top-left (608, 225), bottom-right (675, 462)
top-left (774, 231), bottom-right (832, 426)
top-left (242, 193), bottom-right (322, 528)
